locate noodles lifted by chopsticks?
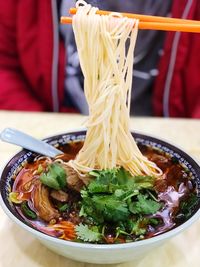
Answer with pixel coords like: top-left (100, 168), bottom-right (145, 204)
top-left (68, 0), bottom-right (162, 177)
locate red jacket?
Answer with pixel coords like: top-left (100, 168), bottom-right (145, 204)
top-left (154, 0), bottom-right (200, 118)
top-left (0, 0), bottom-right (200, 117)
top-left (0, 0), bottom-right (66, 112)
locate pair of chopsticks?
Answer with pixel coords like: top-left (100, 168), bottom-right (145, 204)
top-left (61, 8), bottom-right (200, 33)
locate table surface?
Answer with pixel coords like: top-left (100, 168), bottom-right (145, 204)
top-left (0, 111), bottom-right (199, 267)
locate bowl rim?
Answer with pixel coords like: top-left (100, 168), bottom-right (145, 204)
top-left (0, 128), bottom-right (200, 250)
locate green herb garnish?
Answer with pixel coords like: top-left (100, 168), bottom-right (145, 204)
top-left (129, 194), bottom-right (162, 215)
top-left (58, 203), bottom-right (69, 212)
top-left (90, 194), bottom-right (130, 222)
top-left (21, 201), bottom-right (37, 220)
top-left (88, 168), bottom-right (155, 194)
top-left (79, 168), bottom-right (161, 239)
top-left (40, 163), bottom-right (66, 190)
top-left (75, 224), bottom-right (102, 242)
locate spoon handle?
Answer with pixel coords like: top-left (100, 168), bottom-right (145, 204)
top-left (0, 128), bottom-right (63, 158)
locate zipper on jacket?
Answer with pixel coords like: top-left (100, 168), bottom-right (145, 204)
top-left (51, 0), bottom-right (59, 112)
top-left (163, 0), bottom-right (194, 117)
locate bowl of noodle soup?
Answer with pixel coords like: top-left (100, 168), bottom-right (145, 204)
top-left (1, 1), bottom-right (200, 264)
top-left (0, 129), bottom-right (200, 264)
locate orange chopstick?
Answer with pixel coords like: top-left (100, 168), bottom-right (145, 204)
top-left (69, 8), bottom-right (200, 25)
top-left (60, 16), bottom-right (200, 33)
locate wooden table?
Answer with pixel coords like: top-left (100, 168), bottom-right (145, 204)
top-left (0, 111), bottom-right (199, 267)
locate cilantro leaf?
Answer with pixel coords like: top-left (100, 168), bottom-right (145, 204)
top-left (115, 189), bottom-right (139, 201)
top-left (40, 163), bottom-right (66, 190)
top-left (127, 219), bottom-right (147, 236)
top-left (75, 224), bottom-right (102, 242)
top-left (87, 180), bottom-right (109, 193)
top-left (130, 175), bottom-right (156, 190)
top-left (80, 196), bottom-right (104, 223)
top-left (89, 169), bottom-right (118, 183)
top-left (92, 195), bottom-right (130, 222)
top-left (115, 168), bottom-right (155, 190)
top-left (81, 195), bottom-right (130, 223)
top-left (88, 169), bottom-right (118, 193)
top-left (50, 163), bottom-right (66, 189)
top-left (40, 172), bottom-right (60, 190)
top-left (115, 168), bottom-right (132, 185)
top-left (114, 189), bottom-right (126, 198)
top-left (129, 194), bottom-right (162, 215)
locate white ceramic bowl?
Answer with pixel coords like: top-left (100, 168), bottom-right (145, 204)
top-left (0, 130), bottom-right (200, 264)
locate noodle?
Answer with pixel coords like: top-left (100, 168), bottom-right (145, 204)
top-left (68, 0), bottom-right (162, 177)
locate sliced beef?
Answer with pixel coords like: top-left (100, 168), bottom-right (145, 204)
top-left (50, 190), bottom-right (68, 202)
top-left (62, 164), bottom-right (84, 192)
top-left (61, 164), bottom-right (91, 192)
top-left (32, 180), bottom-right (60, 222)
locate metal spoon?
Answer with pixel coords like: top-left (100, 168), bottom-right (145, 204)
top-left (0, 128), bottom-right (63, 157)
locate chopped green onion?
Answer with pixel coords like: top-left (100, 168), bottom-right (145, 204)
top-left (59, 203), bottom-right (69, 212)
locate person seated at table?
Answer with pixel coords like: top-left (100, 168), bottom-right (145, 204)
top-left (0, 0), bottom-right (199, 118)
